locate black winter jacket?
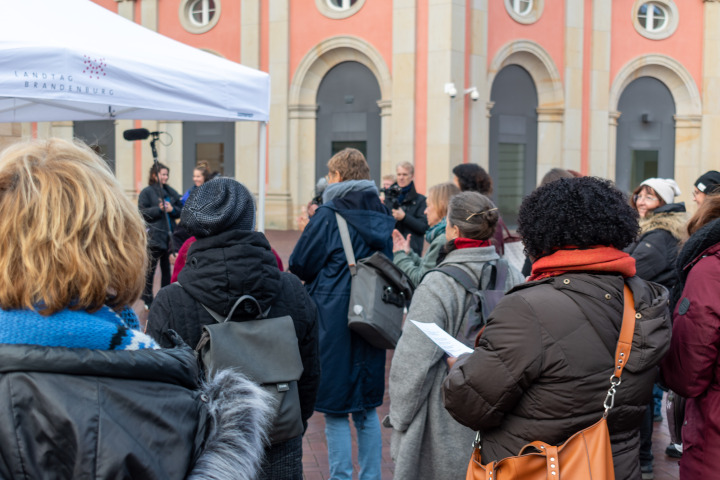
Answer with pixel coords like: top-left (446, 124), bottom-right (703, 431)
top-left (147, 230), bottom-right (320, 429)
top-left (443, 273), bottom-right (671, 480)
top-left (384, 182), bottom-right (428, 255)
top-left (138, 183), bottom-right (183, 250)
top-left (0, 341), bottom-right (272, 480)
top-left (625, 203), bottom-right (686, 289)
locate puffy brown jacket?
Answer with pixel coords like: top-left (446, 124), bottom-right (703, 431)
top-left (443, 273), bottom-right (671, 480)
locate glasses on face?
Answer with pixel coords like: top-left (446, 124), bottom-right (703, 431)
top-left (633, 194), bottom-right (658, 203)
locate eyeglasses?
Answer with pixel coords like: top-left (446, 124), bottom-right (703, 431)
top-left (633, 194), bottom-right (658, 203)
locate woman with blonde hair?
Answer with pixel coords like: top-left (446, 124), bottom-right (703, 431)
top-left (0, 138), bottom-right (271, 479)
top-left (392, 181), bottom-right (460, 286)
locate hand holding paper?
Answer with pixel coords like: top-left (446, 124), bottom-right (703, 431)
top-left (410, 320), bottom-right (473, 357)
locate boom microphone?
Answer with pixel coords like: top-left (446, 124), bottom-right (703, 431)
top-left (123, 128), bottom-right (162, 141)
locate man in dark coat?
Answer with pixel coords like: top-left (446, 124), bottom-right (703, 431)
top-left (289, 148), bottom-right (394, 480)
top-left (147, 178), bottom-right (320, 480)
top-left (384, 161), bottom-right (428, 255)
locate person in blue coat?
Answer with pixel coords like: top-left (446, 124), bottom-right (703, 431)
top-left (289, 148), bottom-right (394, 480)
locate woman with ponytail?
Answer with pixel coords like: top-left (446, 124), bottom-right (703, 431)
top-left (386, 191), bottom-right (524, 480)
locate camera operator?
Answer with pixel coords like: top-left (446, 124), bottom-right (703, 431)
top-left (383, 162), bottom-right (428, 255)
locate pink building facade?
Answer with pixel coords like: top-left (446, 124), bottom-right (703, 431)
top-left (4, 0), bottom-right (714, 228)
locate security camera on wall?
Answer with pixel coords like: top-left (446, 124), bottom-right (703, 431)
top-left (444, 82), bottom-right (458, 98)
top-left (466, 87), bottom-right (479, 102)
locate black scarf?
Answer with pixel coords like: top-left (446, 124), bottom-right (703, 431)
top-left (671, 217), bottom-right (720, 309)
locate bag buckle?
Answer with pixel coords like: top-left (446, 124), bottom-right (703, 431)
top-left (472, 431), bottom-right (482, 449)
top-left (603, 375), bottom-right (621, 414)
top-left (382, 286), bottom-right (405, 308)
top-left (276, 382), bottom-right (290, 392)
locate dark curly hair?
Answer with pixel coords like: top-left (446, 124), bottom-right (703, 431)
top-left (452, 163), bottom-right (493, 195)
top-left (517, 176), bottom-right (639, 259)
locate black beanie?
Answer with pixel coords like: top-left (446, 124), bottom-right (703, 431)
top-left (182, 177), bottom-right (256, 238)
top-left (695, 171), bottom-right (720, 195)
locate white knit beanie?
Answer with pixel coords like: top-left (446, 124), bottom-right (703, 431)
top-left (640, 178), bottom-right (681, 205)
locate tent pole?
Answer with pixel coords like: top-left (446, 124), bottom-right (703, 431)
top-left (257, 121), bottom-right (267, 233)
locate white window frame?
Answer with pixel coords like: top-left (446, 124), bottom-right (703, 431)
top-left (512, 0), bottom-right (533, 16)
top-left (504, 0), bottom-right (543, 25)
top-left (327, 0), bottom-right (356, 11)
top-left (632, 0), bottom-right (678, 41)
top-left (189, 0), bottom-right (216, 27)
top-left (179, 0), bottom-right (221, 34)
top-left (316, 0), bottom-right (366, 19)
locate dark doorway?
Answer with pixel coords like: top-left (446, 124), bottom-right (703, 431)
top-left (616, 77), bottom-right (675, 195)
top-left (316, 62), bottom-right (381, 183)
top-left (182, 121), bottom-right (235, 191)
top-left (488, 65), bottom-right (538, 226)
top-left (74, 121), bottom-right (116, 173)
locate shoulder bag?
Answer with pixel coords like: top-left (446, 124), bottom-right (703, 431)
top-left (335, 212), bottom-right (414, 349)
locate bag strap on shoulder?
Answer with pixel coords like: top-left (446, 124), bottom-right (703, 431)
top-left (431, 264), bottom-right (480, 293)
top-left (175, 281), bottom-right (265, 324)
top-left (603, 284), bottom-right (636, 416)
top-left (335, 212), bottom-right (357, 276)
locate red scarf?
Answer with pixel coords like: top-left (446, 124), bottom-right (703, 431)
top-left (528, 246), bottom-right (636, 281)
top-left (454, 238), bottom-right (492, 250)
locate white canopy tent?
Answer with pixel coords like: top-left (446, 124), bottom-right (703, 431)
top-left (0, 0), bottom-right (270, 227)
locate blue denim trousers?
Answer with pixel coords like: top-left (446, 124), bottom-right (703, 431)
top-left (324, 408), bottom-right (382, 480)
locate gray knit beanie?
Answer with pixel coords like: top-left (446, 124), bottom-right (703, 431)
top-left (182, 177), bottom-right (256, 237)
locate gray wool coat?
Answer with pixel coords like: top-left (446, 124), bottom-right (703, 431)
top-left (387, 246), bottom-right (525, 480)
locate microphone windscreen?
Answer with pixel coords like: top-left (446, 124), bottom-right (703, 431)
top-left (123, 128), bottom-right (151, 141)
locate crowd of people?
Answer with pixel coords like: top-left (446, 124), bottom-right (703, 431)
top-left (0, 136), bottom-right (716, 480)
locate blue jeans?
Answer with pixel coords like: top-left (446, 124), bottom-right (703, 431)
top-left (324, 408), bottom-right (382, 480)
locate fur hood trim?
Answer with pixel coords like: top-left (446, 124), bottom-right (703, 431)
top-left (639, 210), bottom-right (688, 242)
top-left (188, 369), bottom-right (274, 480)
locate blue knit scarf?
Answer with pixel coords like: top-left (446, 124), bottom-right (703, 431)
top-left (0, 305), bottom-right (159, 350)
top-left (425, 217), bottom-right (447, 244)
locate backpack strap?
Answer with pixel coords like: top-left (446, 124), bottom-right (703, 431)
top-left (175, 281), bottom-right (265, 323)
top-left (335, 212), bottom-right (357, 276)
top-left (431, 265), bottom-right (480, 294)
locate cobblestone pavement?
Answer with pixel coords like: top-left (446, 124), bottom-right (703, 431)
top-left (139, 229), bottom-right (679, 480)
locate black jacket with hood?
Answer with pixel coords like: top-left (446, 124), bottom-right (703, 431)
top-left (624, 202), bottom-right (686, 289)
top-left (147, 230), bottom-right (320, 430)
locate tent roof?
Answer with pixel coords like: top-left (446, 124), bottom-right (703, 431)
top-left (0, 0), bottom-right (270, 123)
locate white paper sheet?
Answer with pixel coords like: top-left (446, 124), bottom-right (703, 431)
top-left (410, 320), bottom-right (473, 357)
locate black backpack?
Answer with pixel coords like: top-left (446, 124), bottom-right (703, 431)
top-left (189, 291), bottom-right (305, 445)
top-left (425, 260), bottom-right (509, 346)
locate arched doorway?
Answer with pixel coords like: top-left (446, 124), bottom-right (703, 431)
top-left (315, 61), bottom-right (382, 183)
top-left (488, 65), bottom-right (538, 226)
top-left (615, 77), bottom-right (676, 195)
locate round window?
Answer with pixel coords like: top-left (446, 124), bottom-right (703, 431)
top-left (327, 0), bottom-right (358, 11)
top-left (504, 0), bottom-right (543, 25)
top-left (632, 0), bottom-right (678, 41)
top-left (179, 0), bottom-right (221, 34)
top-left (316, 0), bottom-right (365, 19)
top-left (512, 0), bottom-right (533, 16)
top-left (638, 3), bottom-right (667, 32)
